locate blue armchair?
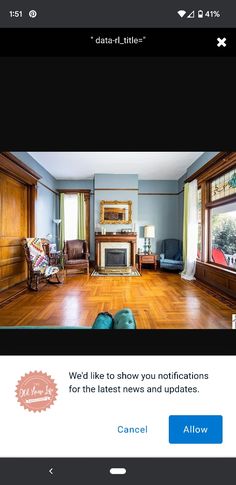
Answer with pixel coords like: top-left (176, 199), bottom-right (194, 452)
top-left (160, 239), bottom-right (183, 271)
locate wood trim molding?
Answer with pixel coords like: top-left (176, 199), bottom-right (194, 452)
top-left (197, 260), bottom-right (236, 276)
top-left (94, 188), bottom-right (138, 191)
top-left (206, 193), bottom-right (236, 209)
top-left (57, 189), bottom-right (91, 194)
top-left (57, 189), bottom-right (184, 196)
top-left (198, 152), bottom-right (236, 185)
top-left (139, 192), bottom-right (183, 196)
top-left (95, 190), bottom-right (184, 196)
top-left (185, 152), bottom-right (230, 183)
top-left (0, 152), bottom-right (41, 185)
top-left (27, 185), bottom-right (37, 237)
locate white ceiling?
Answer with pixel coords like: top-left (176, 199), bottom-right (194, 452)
top-left (28, 152), bottom-right (204, 180)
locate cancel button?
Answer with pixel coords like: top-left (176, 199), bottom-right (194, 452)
top-left (117, 425), bottom-right (148, 434)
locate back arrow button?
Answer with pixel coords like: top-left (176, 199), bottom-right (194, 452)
top-left (49, 467), bottom-right (54, 475)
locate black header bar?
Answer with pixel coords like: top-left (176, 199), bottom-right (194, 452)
top-left (0, 29), bottom-right (235, 57)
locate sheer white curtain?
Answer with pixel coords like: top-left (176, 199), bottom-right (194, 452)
top-left (181, 179), bottom-right (198, 281)
top-left (64, 194), bottom-right (78, 241)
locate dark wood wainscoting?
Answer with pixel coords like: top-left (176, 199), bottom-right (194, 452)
top-left (195, 261), bottom-right (236, 299)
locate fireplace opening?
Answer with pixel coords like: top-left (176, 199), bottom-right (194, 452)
top-left (105, 248), bottom-right (127, 267)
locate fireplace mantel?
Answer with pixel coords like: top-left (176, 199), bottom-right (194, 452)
top-left (95, 232), bottom-right (137, 269)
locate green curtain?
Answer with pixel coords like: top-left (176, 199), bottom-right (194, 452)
top-left (182, 182), bottom-right (189, 273)
top-left (77, 193), bottom-right (86, 240)
top-left (59, 193), bottom-right (65, 250)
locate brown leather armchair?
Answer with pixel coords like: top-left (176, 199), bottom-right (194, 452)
top-left (63, 239), bottom-right (90, 275)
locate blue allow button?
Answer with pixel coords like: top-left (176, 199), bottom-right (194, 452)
top-left (169, 415), bottom-right (223, 444)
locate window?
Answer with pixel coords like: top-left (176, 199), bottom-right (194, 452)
top-left (211, 167), bottom-right (236, 201)
top-left (64, 194), bottom-right (78, 241)
top-left (208, 167), bottom-right (236, 269)
top-left (190, 153), bottom-right (236, 273)
top-left (59, 189), bottom-right (90, 249)
top-left (210, 202), bottom-right (236, 269)
top-left (60, 191), bottom-right (90, 248)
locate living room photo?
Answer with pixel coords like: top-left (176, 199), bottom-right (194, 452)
top-left (0, 151), bottom-right (235, 329)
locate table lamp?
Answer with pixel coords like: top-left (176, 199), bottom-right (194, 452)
top-left (144, 225), bottom-right (155, 254)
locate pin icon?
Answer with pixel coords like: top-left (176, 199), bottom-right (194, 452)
top-left (29, 10), bottom-right (37, 18)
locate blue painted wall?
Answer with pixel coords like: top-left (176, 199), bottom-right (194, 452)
top-left (36, 184), bottom-right (57, 240)
top-left (94, 177), bottom-right (180, 254)
top-left (139, 180), bottom-right (178, 193)
top-left (94, 174), bottom-right (139, 236)
top-left (12, 152), bottom-right (58, 242)
top-left (138, 180), bottom-right (179, 253)
top-left (95, 174), bottom-right (138, 189)
top-left (56, 180), bottom-right (94, 190)
top-left (177, 152), bottom-right (219, 239)
top-left (12, 152), bottom-right (57, 189)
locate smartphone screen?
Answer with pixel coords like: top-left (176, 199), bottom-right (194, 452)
top-left (0, 1), bottom-right (235, 483)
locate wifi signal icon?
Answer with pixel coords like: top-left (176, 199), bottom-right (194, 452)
top-left (177, 10), bottom-right (187, 18)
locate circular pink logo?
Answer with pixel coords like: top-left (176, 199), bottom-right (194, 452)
top-left (16, 371), bottom-right (57, 412)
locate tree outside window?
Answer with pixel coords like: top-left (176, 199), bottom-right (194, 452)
top-left (211, 203), bottom-right (236, 268)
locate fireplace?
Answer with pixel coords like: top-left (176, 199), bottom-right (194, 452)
top-left (95, 232), bottom-right (137, 270)
top-left (105, 248), bottom-right (127, 267)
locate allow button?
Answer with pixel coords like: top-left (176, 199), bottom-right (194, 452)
top-left (169, 415), bottom-right (223, 444)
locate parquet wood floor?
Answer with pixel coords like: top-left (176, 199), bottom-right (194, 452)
top-left (0, 270), bottom-right (234, 329)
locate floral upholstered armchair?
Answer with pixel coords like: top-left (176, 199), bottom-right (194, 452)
top-left (23, 238), bottom-right (62, 291)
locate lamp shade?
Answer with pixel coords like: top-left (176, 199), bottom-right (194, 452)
top-left (144, 225), bottom-right (155, 238)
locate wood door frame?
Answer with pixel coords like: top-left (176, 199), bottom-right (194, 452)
top-left (0, 152), bottom-right (41, 237)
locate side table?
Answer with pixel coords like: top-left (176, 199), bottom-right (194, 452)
top-left (49, 251), bottom-right (64, 269)
top-left (136, 253), bottom-right (159, 273)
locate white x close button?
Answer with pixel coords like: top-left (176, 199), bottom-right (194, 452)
top-left (217, 37), bottom-right (227, 47)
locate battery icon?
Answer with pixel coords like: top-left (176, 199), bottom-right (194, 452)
top-left (198, 10), bottom-right (204, 18)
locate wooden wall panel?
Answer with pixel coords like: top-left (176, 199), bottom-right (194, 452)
top-left (229, 279), bottom-right (236, 295)
top-left (196, 261), bottom-right (236, 299)
top-left (0, 172), bottom-right (28, 291)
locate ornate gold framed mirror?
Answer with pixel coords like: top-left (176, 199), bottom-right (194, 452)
top-left (100, 200), bottom-right (132, 224)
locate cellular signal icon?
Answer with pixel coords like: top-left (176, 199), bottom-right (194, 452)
top-left (177, 10), bottom-right (187, 18)
top-left (187, 10), bottom-right (195, 18)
